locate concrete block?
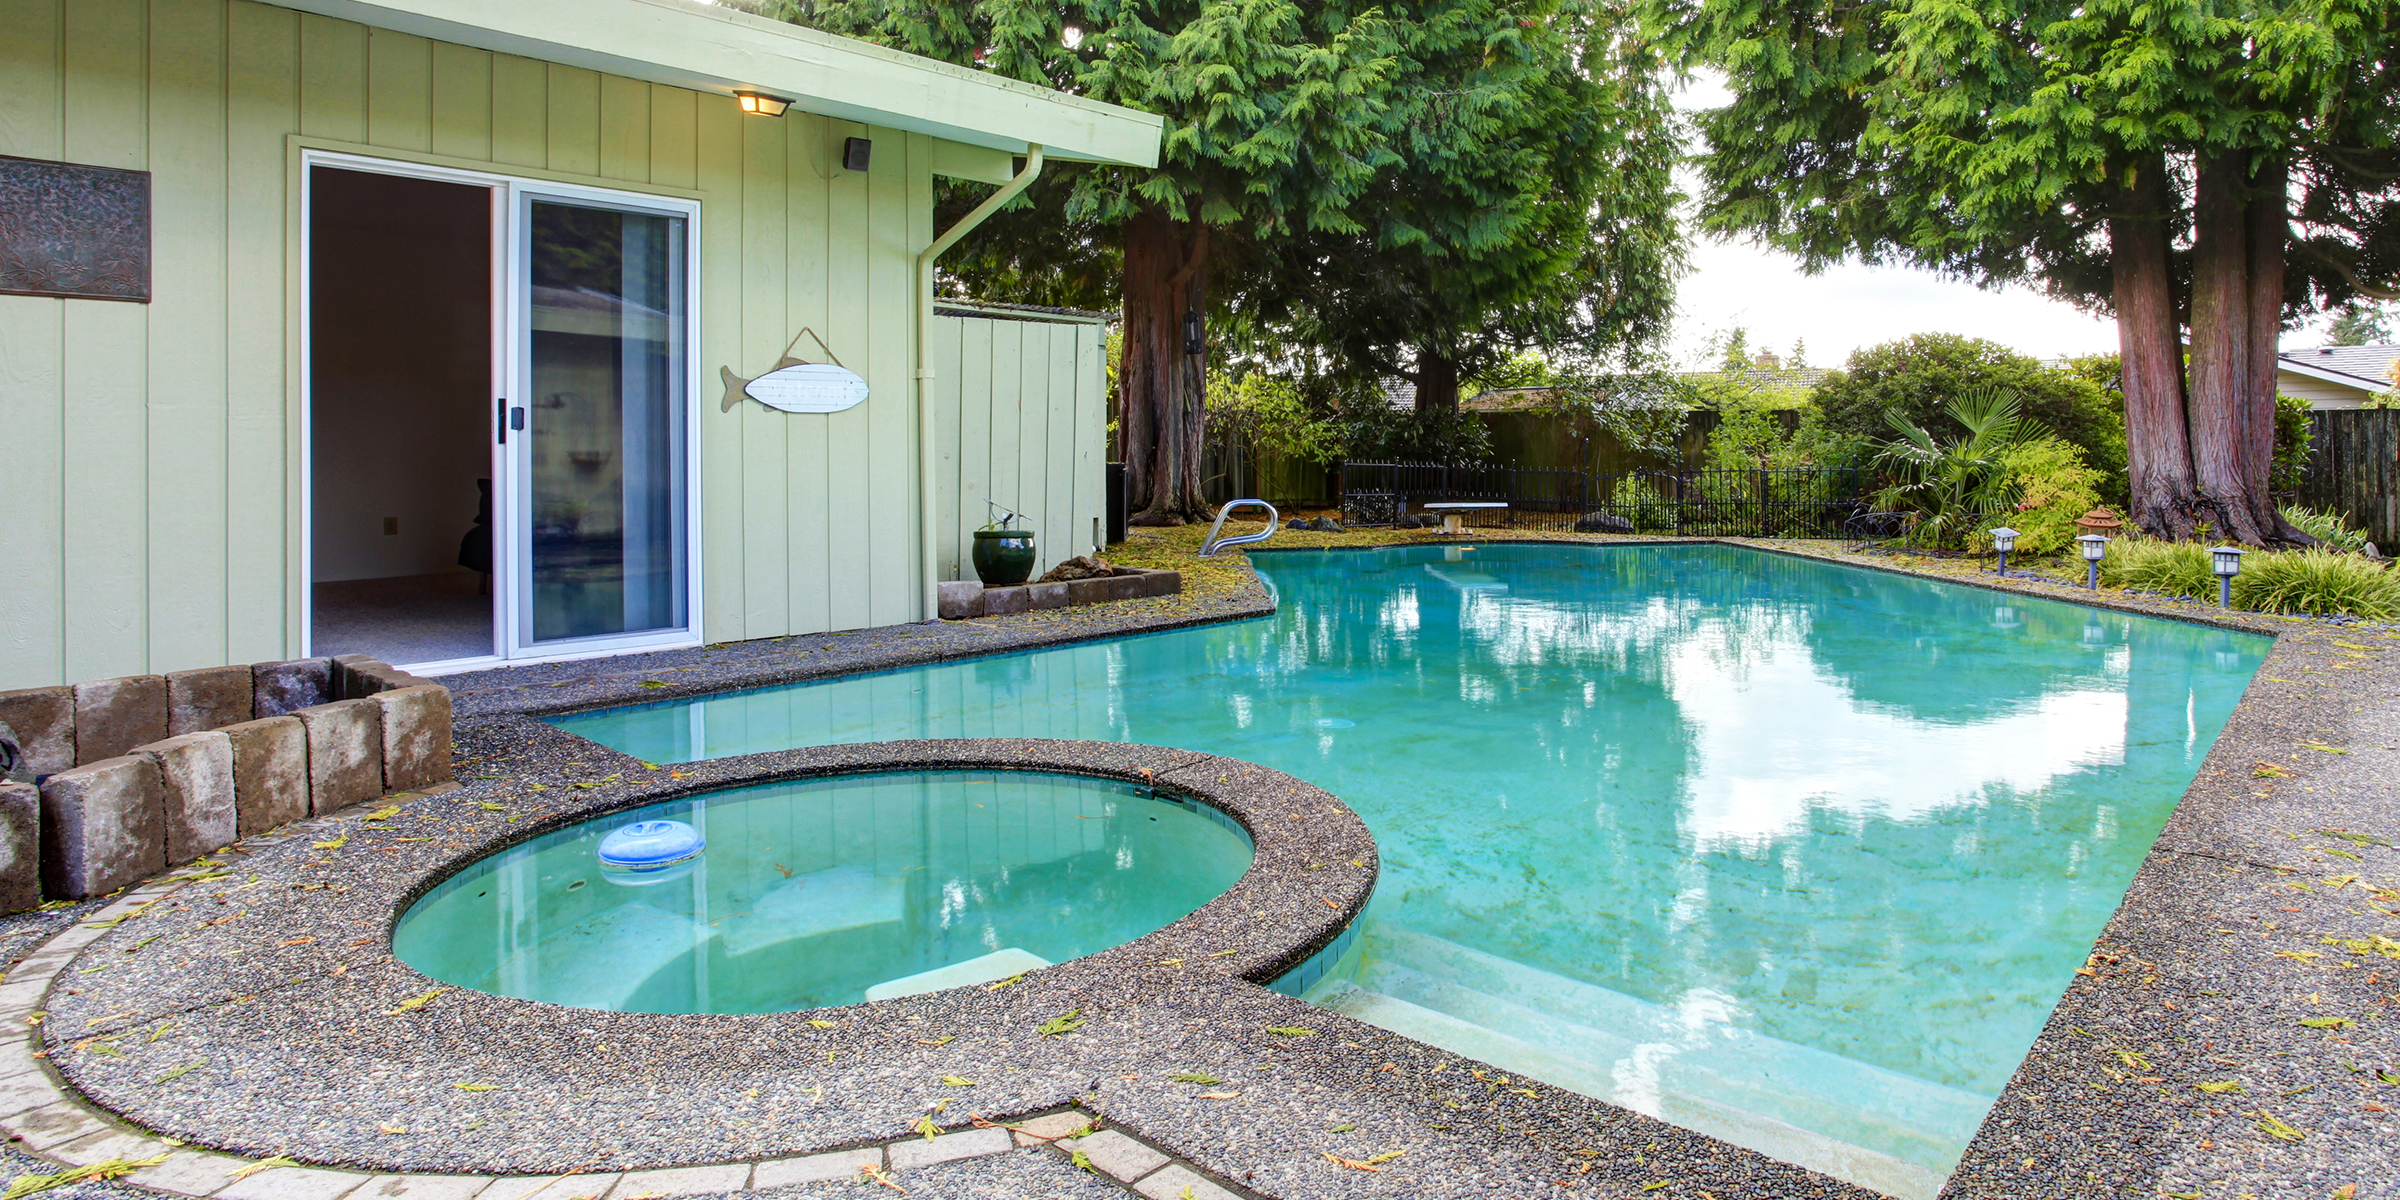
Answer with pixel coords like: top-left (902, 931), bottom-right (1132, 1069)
top-left (221, 716), bottom-right (309, 836)
top-left (353, 1177), bottom-right (497, 1200)
top-left (0, 687), bottom-right (74, 777)
top-left (752, 1150), bottom-right (881, 1187)
top-left (294, 700), bottom-right (383, 812)
top-left (1102, 573), bottom-right (1146, 602)
top-left (38, 755), bottom-right (165, 898)
top-left (1064, 577), bottom-right (1113, 607)
top-left (0, 783), bottom-right (36, 913)
top-left (981, 585), bottom-right (1031, 616)
top-left (252, 659), bottom-right (333, 718)
top-left (936, 580), bottom-right (985, 620)
top-left (7, 1099), bottom-right (110, 1151)
top-left (72, 674), bottom-right (166, 765)
top-left (372, 685), bottom-right (453, 792)
top-left (353, 662), bottom-right (427, 696)
top-left (486, 1177), bottom-right (617, 1200)
top-left (141, 731), bottom-right (237, 864)
top-left (887, 1127), bottom-right (1010, 1170)
top-left (216, 1165), bottom-right (373, 1200)
top-left (124, 1149), bottom-right (258, 1196)
top-left (166, 665), bottom-right (256, 735)
top-left (1026, 581), bottom-right (1070, 610)
top-left (1136, 569), bottom-right (1182, 598)
top-left (1058, 1129), bottom-right (1166, 1182)
top-left (1134, 1166), bottom-right (1240, 1200)
top-left (600, 1165), bottom-right (748, 1198)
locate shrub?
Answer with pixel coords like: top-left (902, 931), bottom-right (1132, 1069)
top-left (2099, 537), bottom-right (2218, 600)
top-left (2234, 549), bottom-right (2400, 619)
top-left (1871, 388), bottom-right (2036, 550)
top-left (1988, 437), bottom-right (2106, 557)
top-left (1813, 334), bottom-right (2126, 498)
top-left (2272, 393), bottom-right (2313, 494)
top-left (2281, 505), bottom-right (2372, 553)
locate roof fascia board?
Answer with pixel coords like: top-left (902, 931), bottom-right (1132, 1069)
top-left (2276, 357), bottom-right (2383, 389)
top-left (265, 0), bottom-right (1163, 167)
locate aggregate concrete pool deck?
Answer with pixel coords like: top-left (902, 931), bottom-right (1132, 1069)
top-left (2, 531), bottom-right (2393, 1200)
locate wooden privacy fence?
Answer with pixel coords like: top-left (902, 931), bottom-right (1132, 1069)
top-left (2301, 409), bottom-right (2400, 549)
top-left (925, 306), bottom-right (1112, 580)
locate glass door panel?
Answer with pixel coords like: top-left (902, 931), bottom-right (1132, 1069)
top-left (518, 196), bottom-right (689, 646)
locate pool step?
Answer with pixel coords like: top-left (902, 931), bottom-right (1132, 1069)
top-left (1318, 929), bottom-right (1981, 1200)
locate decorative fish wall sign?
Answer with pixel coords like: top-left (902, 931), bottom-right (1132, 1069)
top-left (719, 327), bottom-right (869, 415)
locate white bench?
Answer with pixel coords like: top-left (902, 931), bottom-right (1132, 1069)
top-left (1420, 500), bottom-right (1507, 534)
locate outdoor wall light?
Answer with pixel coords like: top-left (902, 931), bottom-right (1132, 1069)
top-left (2210, 545), bottom-right (2246, 607)
top-left (2077, 533), bottom-right (2109, 590)
top-left (1184, 310), bottom-right (1204, 355)
top-left (1989, 526), bottom-right (2019, 575)
top-left (844, 137), bottom-right (873, 171)
top-left (735, 92), bottom-right (792, 117)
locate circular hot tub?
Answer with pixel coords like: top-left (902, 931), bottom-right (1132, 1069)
top-left (393, 770), bottom-right (1254, 1014)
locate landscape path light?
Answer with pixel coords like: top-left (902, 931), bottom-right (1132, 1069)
top-left (2210, 545), bottom-right (2246, 608)
top-left (1989, 527), bottom-right (2019, 575)
top-left (2077, 533), bottom-right (2109, 590)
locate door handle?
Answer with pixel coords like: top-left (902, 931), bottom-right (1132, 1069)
top-left (511, 406), bottom-right (526, 432)
top-left (497, 399), bottom-right (508, 444)
top-left (498, 401), bottom-right (525, 442)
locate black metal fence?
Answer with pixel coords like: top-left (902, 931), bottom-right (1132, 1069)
top-left (1339, 461), bottom-right (1866, 538)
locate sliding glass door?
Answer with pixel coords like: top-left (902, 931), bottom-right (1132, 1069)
top-left (510, 189), bottom-right (695, 654)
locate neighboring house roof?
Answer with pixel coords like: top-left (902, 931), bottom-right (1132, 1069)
top-left (2279, 343), bottom-right (2398, 391)
top-left (265, 0), bottom-right (1165, 167)
top-left (1680, 367), bottom-right (1833, 391)
top-left (1379, 377), bottom-right (1418, 411)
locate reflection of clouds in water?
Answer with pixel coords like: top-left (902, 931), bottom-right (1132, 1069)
top-left (1610, 986), bottom-right (1747, 1117)
top-left (1666, 626), bottom-right (2129, 847)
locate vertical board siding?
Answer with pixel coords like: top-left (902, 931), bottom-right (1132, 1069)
top-left (929, 315), bottom-right (1108, 583)
top-left (0, 0), bottom-right (1095, 688)
top-left (2303, 410), bottom-right (2400, 548)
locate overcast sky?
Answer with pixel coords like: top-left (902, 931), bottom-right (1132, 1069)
top-left (1662, 76), bottom-right (2359, 371)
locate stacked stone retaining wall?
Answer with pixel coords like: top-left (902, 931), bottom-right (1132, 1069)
top-left (0, 655), bottom-right (453, 908)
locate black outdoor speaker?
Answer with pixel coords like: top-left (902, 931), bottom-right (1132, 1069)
top-left (843, 137), bottom-right (872, 172)
top-left (1106, 462), bottom-right (1127, 545)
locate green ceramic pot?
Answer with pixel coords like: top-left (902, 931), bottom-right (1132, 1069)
top-left (971, 529), bottom-right (1038, 586)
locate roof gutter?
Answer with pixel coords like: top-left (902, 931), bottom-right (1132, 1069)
top-left (917, 145), bottom-right (1045, 620)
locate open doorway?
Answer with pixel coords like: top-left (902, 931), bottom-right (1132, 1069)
top-left (309, 166), bottom-right (495, 666)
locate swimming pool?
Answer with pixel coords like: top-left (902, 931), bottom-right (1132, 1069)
top-left (554, 543), bottom-right (2268, 1195)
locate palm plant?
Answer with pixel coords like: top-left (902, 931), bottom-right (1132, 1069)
top-left (1870, 389), bottom-right (2038, 550)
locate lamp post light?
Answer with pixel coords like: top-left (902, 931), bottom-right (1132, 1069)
top-left (1989, 527), bottom-right (2019, 575)
top-left (2210, 545), bottom-right (2246, 608)
top-left (2076, 533), bottom-right (2109, 590)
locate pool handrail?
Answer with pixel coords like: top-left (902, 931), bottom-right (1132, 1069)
top-left (1200, 499), bottom-right (1281, 557)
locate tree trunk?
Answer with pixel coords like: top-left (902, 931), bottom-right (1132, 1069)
top-left (2245, 158), bottom-right (2308, 543)
top-left (2186, 152), bottom-right (2268, 545)
top-left (1412, 351), bottom-right (1460, 419)
top-left (2112, 155), bottom-right (2199, 540)
top-left (1116, 207), bottom-right (1211, 525)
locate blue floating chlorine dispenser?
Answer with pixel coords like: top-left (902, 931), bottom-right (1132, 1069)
top-left (597, 819), bottom-right (705, 886)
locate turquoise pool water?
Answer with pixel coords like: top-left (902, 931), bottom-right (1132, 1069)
top-left (552, 544), bottom-right (2267, 1194)
top-left (393, 771), bottom-right (1253, 1013)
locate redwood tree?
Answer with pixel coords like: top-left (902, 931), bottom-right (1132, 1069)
top-left (795, 0), bottom-right (1404, 524)
top-left (1650, 0), bottom-right (2400, 543)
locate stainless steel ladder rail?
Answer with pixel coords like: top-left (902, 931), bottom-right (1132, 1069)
top-left (1199, 499), bottom-right (1281, 556)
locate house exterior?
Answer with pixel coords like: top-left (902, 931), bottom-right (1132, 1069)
top-left (2276, 343), bottom-right (2399, 409)
top-left (0, 0), bottom-right (1160, 688)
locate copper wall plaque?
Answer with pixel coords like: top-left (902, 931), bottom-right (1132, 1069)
top-left (0, 155), bottom-right (151, 302)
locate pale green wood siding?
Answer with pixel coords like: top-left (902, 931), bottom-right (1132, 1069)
top-left (0, 0), bottom-right (1079, 689)
top-left (928, 315), bottom-right (1111, 584)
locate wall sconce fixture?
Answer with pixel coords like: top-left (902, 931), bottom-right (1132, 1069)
top-left (844, 137), bottom-right (873, 172)
top-left (735, 92), bottom-right (792, 117)
top-left (1184, 310), bottom-right (1204, 355)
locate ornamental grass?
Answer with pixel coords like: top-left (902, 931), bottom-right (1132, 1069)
top-left (2101, 536), bottom-right (2400, 619)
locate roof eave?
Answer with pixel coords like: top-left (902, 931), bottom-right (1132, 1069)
top-left (265, 0), bottom-right (1164, 167)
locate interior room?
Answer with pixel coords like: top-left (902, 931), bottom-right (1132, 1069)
top-left (309, 165), bottom-right (494, 667)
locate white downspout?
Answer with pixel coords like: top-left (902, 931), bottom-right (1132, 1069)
top-left (917, 144), bottom-right (1046, 620)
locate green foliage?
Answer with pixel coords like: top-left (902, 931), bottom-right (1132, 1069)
top-left (1812, 336), bottom-right (2125, 499)
top-left (1992, 437), bottom-right (2107, 558)
top-left (2102, 538), bottom-right (2400, 618)
top-left (2323, 304), bottom-right (2392, 346)
top-left (1343, 401), bottom-right (1494, 463)
top-left (1870, 388), bottom-right (2039, 550)
top-left (2098, 538), bottom-right (2218, 601)
top-left (1205, 373), bottom-right (1343, 466)
top-left (2237, 549), bottom-right (2400, 619)
top-left (1702, 397), bottom-right (1862, 472)
top-left (2281, 505), bottom-right (2372, 554)
top-left (1462, 352), bottom-right (1557, 395)
top-left (2272, 394), bottom-right (2314, 495)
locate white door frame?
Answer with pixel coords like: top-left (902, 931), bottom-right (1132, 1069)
top-left (298, 150), bottom-right (704, 673)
